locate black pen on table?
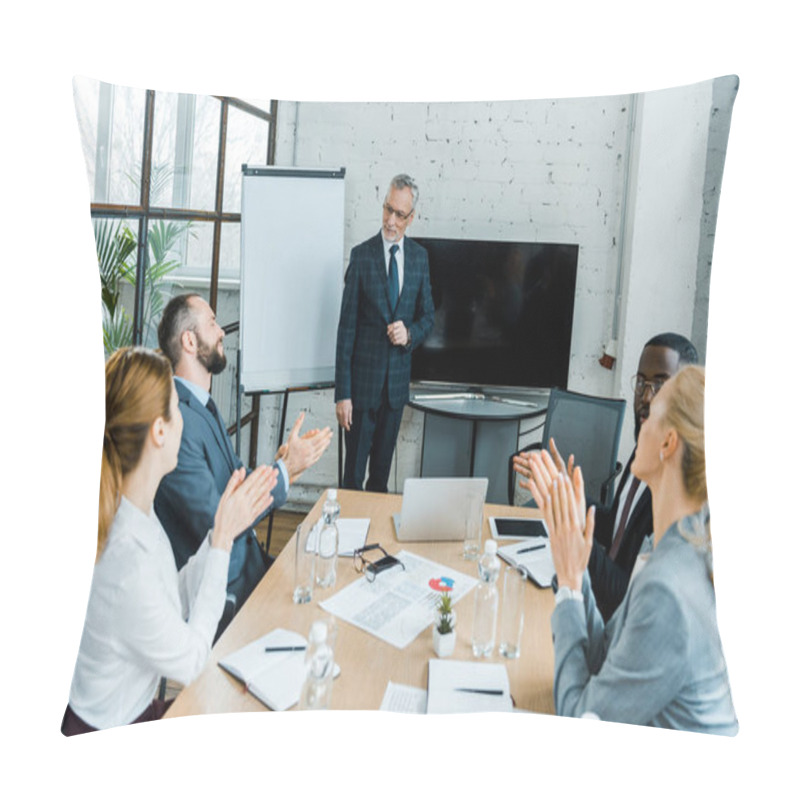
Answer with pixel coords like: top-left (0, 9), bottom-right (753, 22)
top-left (264, 646), bottom-right (307, 653)
top-left (455, 688), bottom-right (505, 696)
top-left (516, 543), bottom-right (545, 555)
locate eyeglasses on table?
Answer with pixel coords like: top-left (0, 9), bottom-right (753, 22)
top-left (352, 543), bottom-right (406, 583)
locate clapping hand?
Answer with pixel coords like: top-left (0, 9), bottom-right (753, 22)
top-left (513, 438), bottom-right (575, 494)
top-left (524, 450), bottom-right (593, 592)
top-left (211, 466), bottom-right (277, 552)
top-left (547, 438), bottom-right (575, 479)
top-left (279, 412), bottom-right (333, 484)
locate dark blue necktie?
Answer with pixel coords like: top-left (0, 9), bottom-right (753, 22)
top-left (388, 244), bottom-right (399, 312)
top-left (206, 396), bottom-right (227, 438)
top-left (207, 395), bottom-right (237, 466)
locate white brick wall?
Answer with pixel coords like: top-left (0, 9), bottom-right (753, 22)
top-left (248, 81), bottom-right (731, 511)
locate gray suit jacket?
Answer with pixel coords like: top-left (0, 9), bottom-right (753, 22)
top-left (154, 379), bottom-right (288, 590)
top-left (335, 233), bottom-right (435, 410)
top-left (552, 511), bottom-right (738, 735)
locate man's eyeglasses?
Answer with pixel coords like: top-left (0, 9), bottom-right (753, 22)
top-left (630, 376), bottom-right (666, 397)
top-left (353, 544), bottom-right (405, 583)
top-left (383, 202), bottom-right (413, 221)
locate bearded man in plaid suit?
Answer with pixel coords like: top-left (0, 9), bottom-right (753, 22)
top-left (335, 174), bottom-right (435, 492)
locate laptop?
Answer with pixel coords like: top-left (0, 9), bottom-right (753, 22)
top-left (392, 477), bottom-right (489, 542)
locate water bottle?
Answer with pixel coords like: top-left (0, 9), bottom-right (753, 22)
top-left (298, 621), bottom-right (335, 710)
top-left (315, 489), bottom-right (340, 589)
top-left (322, 488), bottom-right (340, 527)
top-left (471, 539), bottom-right (501, 657)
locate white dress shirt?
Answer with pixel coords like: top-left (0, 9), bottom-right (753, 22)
top-left (68, 496), bottom-right (229, 729)
top-left (612, 468), bottom-right (648, 533)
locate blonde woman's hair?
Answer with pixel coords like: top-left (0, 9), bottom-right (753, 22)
top-left (663, 364), bottom-right (707, 504)
top-left (663, 365), bottom-right (713, 577)
top-left (98, 347), bottom-right (173, 560)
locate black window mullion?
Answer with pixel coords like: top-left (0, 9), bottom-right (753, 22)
top-left (132, 90), bottom-right (156, 345)
top-left (267, 100), bottom-right (278, 165)
top-left (208, 98), bottom-right (228, 312)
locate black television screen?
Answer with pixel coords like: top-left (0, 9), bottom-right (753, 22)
top-left (411, 238), bottom-right (578, 390)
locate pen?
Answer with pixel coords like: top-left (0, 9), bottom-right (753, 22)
top-left (516, 544), bottom-right (545, 555)
top-left (455, 688), bottom-right (505, 696)
top-left (264, 646), bottom-right (307, 653)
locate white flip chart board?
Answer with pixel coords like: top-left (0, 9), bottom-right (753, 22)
top-left (239, 165), bottom-right (346, 392)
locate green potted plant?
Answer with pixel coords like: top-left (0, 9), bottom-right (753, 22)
top-left (433, 591), bottom-right (456, 657)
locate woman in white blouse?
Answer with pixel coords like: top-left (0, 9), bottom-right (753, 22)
top-left (62, 347), bottom-right (276, 734)
top-left (524, 365), bottom-right (737, 734)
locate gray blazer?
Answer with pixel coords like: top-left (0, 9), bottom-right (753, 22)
top-left (551, 510), bottom-right (738, 735)
top-left (154, 379), bottom-right (288, 588)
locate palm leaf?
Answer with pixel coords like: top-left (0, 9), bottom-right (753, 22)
top-left (102, 306), bottom-right (134, 355)
top-left (94, 218), bottom-right (136, 318)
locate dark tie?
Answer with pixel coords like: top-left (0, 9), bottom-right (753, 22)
top-left (206, 396), bottom-right (227, 437)
top-left (608, 476), bottom-right (641, 560)
top-left (388, 244), bottom-right (399, 312)
top-left (206, 396), bottom-right (238, 469)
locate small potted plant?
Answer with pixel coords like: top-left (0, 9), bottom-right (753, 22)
top-left (432, 592), bottom-right (456, 657)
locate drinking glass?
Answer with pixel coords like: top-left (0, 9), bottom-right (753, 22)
top-left (498, 565), bottom-right (526, 658)
top-left (462, 493), bottom-right (483, 560)
top-left (293, 522), bottom-right (316, 603)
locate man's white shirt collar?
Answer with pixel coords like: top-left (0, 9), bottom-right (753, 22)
top-left (382, 235), bottom-right (404, 257)
top-left (175, 375), bottom-right (210, 407)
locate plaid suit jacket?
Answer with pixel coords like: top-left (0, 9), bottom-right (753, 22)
top-left (335, 232), bottom-right (434, 410)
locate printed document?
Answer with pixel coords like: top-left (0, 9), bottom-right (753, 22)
top-left (380, 681), bottom-right (428, 713)
top-left (319, 550), bottom-right (477, 649)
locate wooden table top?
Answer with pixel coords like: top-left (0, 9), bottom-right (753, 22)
top-left (165, 489), bottom-right (555, 717)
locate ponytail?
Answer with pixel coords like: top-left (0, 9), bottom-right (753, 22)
top-left (97, 348), bottom-right (172, 560)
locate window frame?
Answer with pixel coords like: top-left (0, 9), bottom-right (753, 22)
top-left (87, 87), bottom-right (277, 451)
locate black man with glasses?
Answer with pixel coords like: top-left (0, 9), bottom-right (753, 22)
top-left (580, 332), bottom-right (699, 620)
top-left (335, 174), bottom-right (435, 493)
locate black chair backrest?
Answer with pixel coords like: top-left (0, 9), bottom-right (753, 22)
top-left (542, 388), bottom-right (626, 505)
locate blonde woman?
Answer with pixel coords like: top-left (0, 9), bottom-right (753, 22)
top-left (62, 347), bottom-right (276, 734)
top-left (526, 365), bottom-right (737, 734)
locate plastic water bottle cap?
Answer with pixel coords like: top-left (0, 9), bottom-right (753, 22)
top-left (484, 539), bottom-right (498, 555)
top-left (327, 489), bottom-right (337, 500)
top-left (309, 621), bottom-right (327, 644)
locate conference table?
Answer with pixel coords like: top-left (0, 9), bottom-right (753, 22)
top-left (165, 489), bottom-right (556, 717)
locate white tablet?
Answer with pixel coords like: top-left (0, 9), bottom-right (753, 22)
top-left (489, 517), bottom-right (548, 540)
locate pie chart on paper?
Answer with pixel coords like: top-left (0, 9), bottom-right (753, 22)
top-left (429, 576), bottom-right (455, 592)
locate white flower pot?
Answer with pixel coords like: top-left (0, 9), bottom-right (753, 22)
top-left (433, 626), bottom-right (456, 658)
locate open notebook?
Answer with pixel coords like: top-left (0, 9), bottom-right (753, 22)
top-left (496, 538), bottom-right (556, 589)
top-left (218, 628), bottom-right (340, 711)
top-left (426, 659), bottom-right (512, 713)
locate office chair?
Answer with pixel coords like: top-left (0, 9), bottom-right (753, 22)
top-left (508, 387), bottom-right (626, 510)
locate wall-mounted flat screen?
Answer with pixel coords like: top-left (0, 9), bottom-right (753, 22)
top-left (411, 239), bottom-right (579, 390)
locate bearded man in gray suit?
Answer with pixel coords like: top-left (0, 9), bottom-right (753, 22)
top-left (155, 293), bottom-right (332, 635)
